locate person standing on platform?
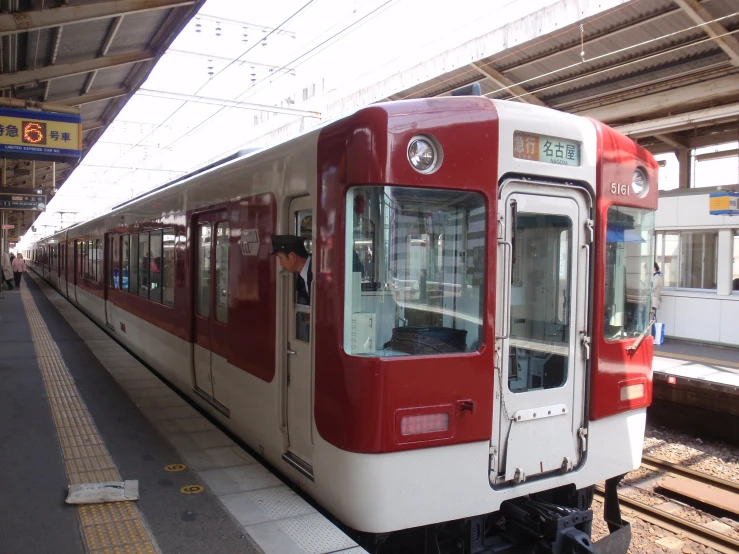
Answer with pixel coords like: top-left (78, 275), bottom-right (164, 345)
top-left (12, 253), bottom-right (25, 288)
top-left (652, 262), bottom-right (663, 321)
top-left (1, 251), bottom-right (14, 290)
top-left (271, 235), bottom-right (312, 305)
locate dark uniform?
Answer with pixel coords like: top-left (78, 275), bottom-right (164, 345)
top-left (271, 234), bottom-right (312, 305)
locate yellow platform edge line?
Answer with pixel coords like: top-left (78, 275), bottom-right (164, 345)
top-left (655, 351), bottom-right (739, 370)
top-left (20, 286), bottom-right (160, 554)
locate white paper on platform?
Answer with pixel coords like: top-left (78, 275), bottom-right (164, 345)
top-left (65, 480), bottom-right (139, 504)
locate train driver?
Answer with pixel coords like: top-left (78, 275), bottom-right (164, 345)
top-left (271, 234), bottom-right (312, 305)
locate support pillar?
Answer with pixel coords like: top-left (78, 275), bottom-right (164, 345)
top-left (717, 229), bottom-right (733, 296)
top-left (677, 148), bottom-right (691, 189)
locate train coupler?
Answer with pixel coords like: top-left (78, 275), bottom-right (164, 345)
top-left (502, 495), bottom-right (594, 553)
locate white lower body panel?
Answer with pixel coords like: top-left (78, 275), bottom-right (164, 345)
top-left (308, 409), bottom-right (646, 533)
top-left (60, 285), bottom-right (647, 535)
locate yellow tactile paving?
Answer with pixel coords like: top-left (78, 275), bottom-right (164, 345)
top-left (656, 351), bottom-right (739, 369)
top-left (69, 469), bottom-right (121, 486)
top-left (62, 443), bottom-right (110, 460)
top-left (80, 503), bottom-right (138, 526)
top-left (60, 433), bottom-right (104, 449)
top-left (84, 519), bottom-right (151, 550)
top-left (20, 286), bottom-right (159, 553)
top-left (88, 542), bottom-right (159, 554)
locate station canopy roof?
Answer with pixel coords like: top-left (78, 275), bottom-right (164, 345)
top-left (0, 0), bottom-right (204, 240)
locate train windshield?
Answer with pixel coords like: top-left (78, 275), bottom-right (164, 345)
top-left (344, 186), bottom-right (485, 357)
top-left (604, 205), bottom-right (655, 340)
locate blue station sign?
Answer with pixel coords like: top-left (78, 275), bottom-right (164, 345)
top-left (709, 191), bottom-right (739, 216)
top-left (0, 108), bottom-right (82, 163)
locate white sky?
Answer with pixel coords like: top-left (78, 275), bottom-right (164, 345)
top-left (27, 0), bottom-right (548, 241)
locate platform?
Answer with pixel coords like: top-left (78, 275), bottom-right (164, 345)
top-left (0, 273), bottom-right (363, 554)
top-left (651, 340), bottom-right (739, 446)
top-left (654, 340), bottom-right (739, 388)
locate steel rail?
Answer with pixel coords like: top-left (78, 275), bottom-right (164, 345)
top-left (593, 487), bottom-right (739, 554)
top-left (641, 454), bottom-right (739, 495)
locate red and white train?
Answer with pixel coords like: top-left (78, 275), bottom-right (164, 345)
top-left (27, 96), bottom-right (657, 553)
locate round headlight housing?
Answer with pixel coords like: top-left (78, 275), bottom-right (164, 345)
top-left (631, 167), bottom-right (648, 197)
top-left (407, 135), bottom-right (441, 174)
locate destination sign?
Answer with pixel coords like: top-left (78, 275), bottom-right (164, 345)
top-left (513, 131), bottom-right (581, 167)
top-left (0, 108), bottom-right (81, 163)
top-left (0, 191), bottom-right (46, 211)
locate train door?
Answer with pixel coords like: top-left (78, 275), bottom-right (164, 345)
top-left (491, 181), bottom-right (591, 486)
top-left (103, 234), bottom-right (112, 325)
top-left (192, 210), bottom-right (230, 414)
top-left (73, 240), bottom-right (78, 304)
top-left (283, 196), bottom-right (314, 475)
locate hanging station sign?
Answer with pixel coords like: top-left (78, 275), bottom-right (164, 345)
top-left (0, 108), bottom-right (82, 162)
top-left (0, 190), bottom-right (46, 211)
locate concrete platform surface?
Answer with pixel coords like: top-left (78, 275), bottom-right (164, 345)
top-left (0, 273), bottom-right (363, 554)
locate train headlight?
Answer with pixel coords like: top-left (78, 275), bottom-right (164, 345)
top-left (631, 167), bottom-right (648, 197)
top-left (407, 135), bottom-right (441, 174)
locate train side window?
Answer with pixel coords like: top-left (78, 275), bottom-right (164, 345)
top-left (96, 239), bottom-right (102, 282)
top-left (122, 236), bottom-right (130, 291)
top-left (112, 236), bottom-right (120, 288)
top-left (150, 230), bottom-right (163, 303)
top-left (107, 237), bottom-right (113, 286)
top-left (197, 224), bottom-right (211, 316)
top-left (82, 240), bottom-right (87, 279)
top-left (138, 232), bottom-right (150, 298)
top-left (91, 240), bottom-right (96, 280)
top-left (130, 233), bottom-right (139, 293)
top-left (215, 223), bottom-right (228, 323)
top-left (162, 228), bottom-right (175, 307)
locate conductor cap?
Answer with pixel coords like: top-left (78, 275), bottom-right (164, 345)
top-left (270, 234), bottom-right (308, 256)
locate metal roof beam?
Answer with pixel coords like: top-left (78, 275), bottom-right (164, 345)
top-left (696, 148), bottom-right (739, 162)
top-left (0, 50), bottom-right (153, 89)
top-left (0, 0), bottom-right (195, 36)
top-left (499, 7), bottom-right (680, 73)
top-left (577, 74), bottom-right (739, 122)
top-left (470, 62), bottom-right (546, 106)
top-left (84, 15), bottom-right (125, 95)
top-left (136, 88), bottom-right (322, 118)
top-left (645, 128), bottom-right (739, 154)
top-left (614, 103), bottom-right (739, 138)
top-left (674, 0), bottom-right (739, 67)
top-left (83, 120), bottom-right (106, 131)
top-left (55, 87), bottom-right (129, 107)
top-left (655, 133), bottom-right (689, 149)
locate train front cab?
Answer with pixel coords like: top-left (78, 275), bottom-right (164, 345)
top-left (309, 98), bottom-right (657, 553)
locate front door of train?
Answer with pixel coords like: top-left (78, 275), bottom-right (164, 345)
top-left (491, 181), bottom-right (591, 485)
top-left (283, 196), bottom-right (314, 475)
top-left (193, 210), bottom-right (230, 414)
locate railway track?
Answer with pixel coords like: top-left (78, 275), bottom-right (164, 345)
top-left (594, 455), bottom-right (739, 554)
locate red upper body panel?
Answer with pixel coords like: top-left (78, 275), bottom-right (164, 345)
top-left (314, 98), bottom-right (500, 453)
top-left (589, 120), bottom-right (659, 421)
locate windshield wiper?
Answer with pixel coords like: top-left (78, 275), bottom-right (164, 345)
top-left (626, 316), bottom-right (656, 353)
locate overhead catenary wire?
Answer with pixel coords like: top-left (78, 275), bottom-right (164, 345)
top-left (178, 4), bottom-right (739, 159)
top-left (98, 0), bottom-right (320, 180)
top-left (158, 0), bottom-right (401, 156)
